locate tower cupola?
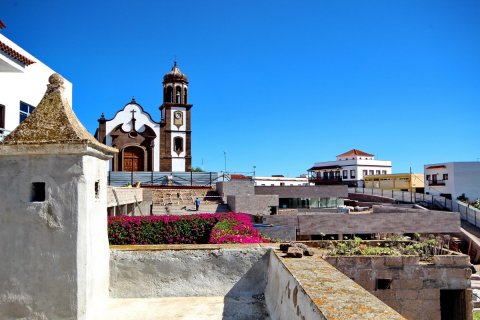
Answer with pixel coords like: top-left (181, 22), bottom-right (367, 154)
top-left (163, 61), bottom-right (188, 104)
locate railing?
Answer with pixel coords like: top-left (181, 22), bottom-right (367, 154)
top-left (108, 171), bottom-right (228, 187)
top-left (348, 187), bottom-right (480, 229)
top-left (426, 180), bottom-right (446, 186)
top-left (309, 176), bottom-right (343, 183)
top-left (0, 128), bottom-right (11, 142)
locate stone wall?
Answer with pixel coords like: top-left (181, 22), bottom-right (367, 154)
top-left (263, 211), bottom-right (461, 235)
top-left (324, 254), bottom-right (472, 320)
top-left (227, 194), bottom-right (278, 216)
top-left (107, 187), bottom-right (143, 207)
top-left (348, 193), bottom-right (396, 203)
top-left (256, 185), bottom-right (348, 198)
top-left (216, 180), bottom-right (255, 203)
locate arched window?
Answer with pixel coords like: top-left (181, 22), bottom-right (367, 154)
top-left (175, 86), bottom-right (181, 104)
top-left (165, 86), bottom-right (173, 102)
top-left (173, 137), bottom-right (183, 155)
top-left (183, 88), bottom-right (188, 104)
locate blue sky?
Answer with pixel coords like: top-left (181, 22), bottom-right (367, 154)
top-left (2, 0), bottom-right (479, 176)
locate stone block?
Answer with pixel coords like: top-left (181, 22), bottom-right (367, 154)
top-left (402, 256), bottom-right (420, 265)
top-left (385, 256), bottom-right (403, 267)
top-left (392, 279), bottom-right (423, 290)
top-left (371, 257), bottom-right (385, 268)
top-left (433, 255), bottom-right (454, 266)
top-left (287, 247), bottom-right (303, 258)
top-left (395, 289), bottom-right (419, 300)
top-left (419, 288), bottom-right (440, 300)
top-left (323, 256), bottom-right (337, 265)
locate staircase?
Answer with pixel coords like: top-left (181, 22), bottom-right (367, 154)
top-left (150, 187), bottom-right (229, 215)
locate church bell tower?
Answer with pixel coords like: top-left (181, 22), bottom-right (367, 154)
top-left (159, 61), bottom-right (192, 172)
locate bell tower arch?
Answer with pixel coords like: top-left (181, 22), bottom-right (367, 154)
top-left (159, 61), bottom-right (192, 172)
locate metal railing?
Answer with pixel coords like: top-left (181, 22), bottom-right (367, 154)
top-left (108, 171), bottom-right (229, 187)
top-left (348, 187), bottom-right (480, 229)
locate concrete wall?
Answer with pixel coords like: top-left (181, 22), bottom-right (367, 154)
top-left (107, 187), bottom-right (151, 216)
top-left (265, 251), bottom-right (325, 320)
top-left (216, 180), bottom-right (255, 203)
top-left (324, 254), bottom-right (473, 320)
top-left (110, 247), bottom-right (270, 298)
top-left (227, 194), bottom-right (278, 216)
top-left (263, 211), bottom-right (461, 235)
top-left (348, 192), bottom-right (396, 203)
top-left (255, 185), bottom-right (348, 198)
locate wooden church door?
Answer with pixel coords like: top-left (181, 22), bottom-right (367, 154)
top-left (123, 146), bottom-right (144, 171)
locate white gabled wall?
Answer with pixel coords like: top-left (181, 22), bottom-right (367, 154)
top-left (0, 34), bottom-right (72, 133)
top-left (105, 103), bottom-right (161, 171)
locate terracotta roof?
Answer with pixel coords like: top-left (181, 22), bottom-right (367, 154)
top-left (336, 149), bottom-right (374, 157)
top-left (0, 40), bottom-right (36, 66)
top-left (426, 165), bottom-right (446, 169)
top-left (230, 174), bottom-right (250, 180)
top-left (163, 61), bottom-right (188, 82)
top-left (0, 20), bottom-right (6, 30)
top-left (1, 73), bottom-right (117, 155)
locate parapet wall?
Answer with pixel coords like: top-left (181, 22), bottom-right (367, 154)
top-left (263, 211), bottom-right (461, 235)
top-left (227, 194), bottom-right (278, 216)
top-left (324, 254), bottom-right (472, 320)
top-left (256, 185), bottom-right (348, 198)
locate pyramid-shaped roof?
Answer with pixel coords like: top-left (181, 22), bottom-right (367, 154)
top-left (336, 149), bottom-right (374, 158)
top-left (2, 73), bottom-right (117, 155)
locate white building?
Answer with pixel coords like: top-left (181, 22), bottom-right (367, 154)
top-left (0, 30), bottom-right (72, 141)
top-left (308, 149), bottom-right (392, 187)
top-left (253, 175), bottom-right (309, 186)
top-left (424, 162), bottom-right (480, 200)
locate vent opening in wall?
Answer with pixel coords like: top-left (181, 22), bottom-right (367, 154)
top-left (95, 181), bottom-right (100, 199)
top-left (31, 182), bottom-right (46, 202)
top-left (376, 278), bottom-right (392, 290)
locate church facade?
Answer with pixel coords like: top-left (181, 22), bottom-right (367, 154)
top-left (96, 62), bottom-right (192, 172)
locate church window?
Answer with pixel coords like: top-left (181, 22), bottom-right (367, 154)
top-left (184, 88), bottom-right (188, 103)
top-left (175, 86), bottom-right (181, 103)
top-left (165, 86), bottom-right (173, 102)
top-left (0, 104), bottom-right (5, 129)
top-left (20, 101), bottom-right (35, 123)
top-left (31, 182), bottom-right (46, 202)
top-left (173, 137), bottom-right (183, 154)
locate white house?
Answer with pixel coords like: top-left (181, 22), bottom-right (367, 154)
top-left (253, 175), bottom-right (309, 186)
top-left (0, 30), bottom-right (72, 141)
top-left (424, 162), bottom-right (480, 200)
top-left (308, 149), bottom-right (392, 187)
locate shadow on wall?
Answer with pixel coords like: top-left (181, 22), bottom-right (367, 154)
top-left (222, 252), bottom-right (270, 319)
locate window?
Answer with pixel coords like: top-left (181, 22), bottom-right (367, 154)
top-left (95, 181), bottom-right (100, 199)
top-left (376, 170), bottom-right (381, 175)
top-left (369, 170), bottom-right (374, 175)
top-left (443, 174), bottom-right (448, 181)
top-left (426, 174), bottom-right (431, 181)
top-left (342, 170), bottom-right (348, 179)
top-left (173, 136), bottom-right (183, 154)
top-left (20, 101), bottom-right (35, 123)
top-left (350, 170), bottom-right (356, 179)
top-left (382, 170), bottom-right (387, 175)
top-left (175, 86), bottom-right (181, 103)
top-left (31, 182), bottom-right (46, 202)
top-left (376, 279), bottom-right (392, 290)
top-left (165, 86), bottom-right (173, 102)
top-left (363, 170), bottom-right (367, 176)
top-left (0, 104), bottom-right (5, 129)
top-left (184, 88), bottom-right (188, 103)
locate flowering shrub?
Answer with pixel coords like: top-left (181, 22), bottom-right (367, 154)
top-left (108, 213), bottom-right (268, 245)
top-left (208, 214), bottom-right (268, 244)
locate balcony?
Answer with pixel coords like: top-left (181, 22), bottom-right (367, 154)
top-left (427, 180), bottom-right (446, 186)
top-left (309, 176), bottom-right (344, 185)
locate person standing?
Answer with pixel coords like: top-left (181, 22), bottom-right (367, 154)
top-left (195, 197), bottom-right (200, 211)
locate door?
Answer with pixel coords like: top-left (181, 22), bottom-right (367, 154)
top-left (123, 146), bottom-right (144, 171)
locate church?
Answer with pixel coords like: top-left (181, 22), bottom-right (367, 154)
top-left (95, 62), bottom-right (192, 172)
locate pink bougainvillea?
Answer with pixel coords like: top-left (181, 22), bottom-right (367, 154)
top-left (108, 213), bottom-right (268, 245)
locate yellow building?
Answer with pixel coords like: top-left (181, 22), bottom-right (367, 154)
top-left (364, 173), bottom-right (424, 191)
